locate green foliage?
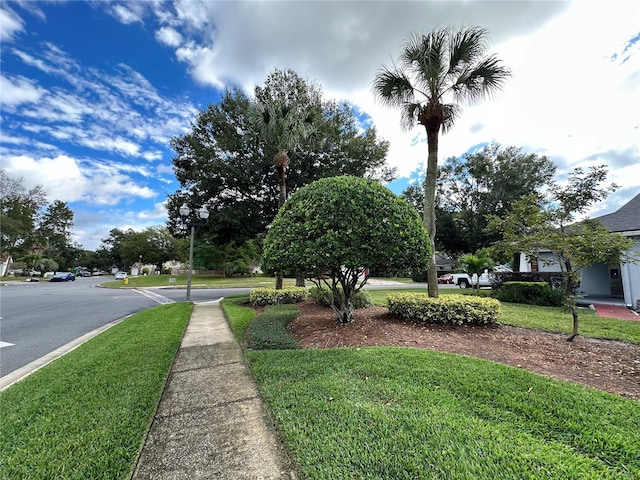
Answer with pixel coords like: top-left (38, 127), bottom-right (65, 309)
top-left (262, 176), bottom-right (430, 275)
top-left (310, 286), bottom-right (371, 309)
top-left (495, 281), bottom-right (566, 307)
top-left (167, 75), bottom-right (393, 247)
top-left (1, 170), bottom-right (80, 262)
top-left (387, 292), bottom-right (500, 325)
top-left (491, 271), bottom-right (566, 290)
top-left (262, 176), bottom-right (430, 323)
top-left (250, 287), bottom-right (309, 306)
top-left (460, 249), bottom-right (495, 293)
top-left (246, 305), bottom-right (300, 350)
top-left (443, 144), bottom-right (555, 253)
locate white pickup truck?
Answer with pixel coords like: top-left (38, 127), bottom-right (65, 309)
top-left (451, 271), bottom-right (493, 289)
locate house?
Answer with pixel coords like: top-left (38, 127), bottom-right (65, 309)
top-left (519, 193), bottom-right (640, 309)
top-left (581, 193), bottom-right (640, 309)
top-left (435, 252), bottom-right (455, 271)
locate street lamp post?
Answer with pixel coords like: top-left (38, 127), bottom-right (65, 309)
top-left (179, 204), bottom-right (209, 301)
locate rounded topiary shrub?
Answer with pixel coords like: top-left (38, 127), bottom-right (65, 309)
top-left (262, 176), bottom-right (430, 323)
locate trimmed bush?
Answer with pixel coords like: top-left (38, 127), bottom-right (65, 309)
top-left (491, 271), bottom-right (565, 290)
top-left (310, 286), bottom-right (371, 309)
top-left (411, 271), bottom-right (429, 282)
top-left (250, 287), bottom-right (309, 306)
top-left (387, 293), bottom-right (500, 325)
top-left (495, 281), bottom-right (565, 307)
top-left (246, 305), bottom-right (300, 350)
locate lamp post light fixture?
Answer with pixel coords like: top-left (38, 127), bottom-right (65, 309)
top-left (179, 203), bottom-right (209, 301)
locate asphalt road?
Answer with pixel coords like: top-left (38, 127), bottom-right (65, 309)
top-left (0, 277), bottom-right (161, 378)
top-left (0, 278), bottom-right (444, 384)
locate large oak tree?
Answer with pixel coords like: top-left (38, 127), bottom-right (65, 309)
top-left (168, 73), bottom-right (393, 251)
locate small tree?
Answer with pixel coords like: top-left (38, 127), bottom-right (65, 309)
top-left (262, 176), bottom-right (430, 323)
top-left (488, 166), bottom-right (635, 341)
top-left (460, 250), bottom-right (494, 294)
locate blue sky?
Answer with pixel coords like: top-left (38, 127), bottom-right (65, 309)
top-left (1, 1), bottom-right (638, 250)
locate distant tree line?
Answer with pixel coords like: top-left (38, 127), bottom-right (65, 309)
top-left (0, 169), bottom-right (81, 272)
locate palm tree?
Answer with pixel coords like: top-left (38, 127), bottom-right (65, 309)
top-left (254, 69), bottom-right (320, 208)
top-left (373, 26), bottom-right (510, 297)
top-left (460, 250), bottom-right (495, 295)
top-left (254, 69), bottom-right (320, 288)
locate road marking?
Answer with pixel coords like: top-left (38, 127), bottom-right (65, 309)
top-left (133, 288), bottom-right (175, 305)
top-left (0, 341), bottom-right (15, 349)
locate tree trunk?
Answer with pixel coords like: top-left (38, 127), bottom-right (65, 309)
top-left (275, 163), bottom-right (287, 290)
top-left (295, 271), bottom-right (305, 287)
top-left (424, 127), bottom-right (440, 298)
top-left (566, 305), bottom-right (579, 342)
top-left (331, 294), bottom-right (355, 323)
top-left (277, 165), bottom-right (287, 209)
top-left (564, 259), bottom-right (578, 341)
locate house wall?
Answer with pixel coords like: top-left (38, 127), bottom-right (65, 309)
top-left (520, 252), bottom-right (562, 272)
top-left (580, 263), bottom-right (610, 296)
top-left (621, 239), bottom-right (640, 308)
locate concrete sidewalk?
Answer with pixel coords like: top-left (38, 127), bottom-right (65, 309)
top-left (131, 301), bottom-right (296, 480)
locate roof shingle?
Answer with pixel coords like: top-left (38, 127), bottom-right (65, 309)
top-left (593, 193), bottom-right (640, 233)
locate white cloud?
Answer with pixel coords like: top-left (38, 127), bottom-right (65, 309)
top-left (138, 201), bottom-right (169, 220)
top-left (1, 154), bottom-right (159, 206)
top-left (0, 4), bottom-right (24, 41)
top-left (110, 3), bottom-right (144, 25)
top-left (155, 26), bottom-right (183, 47)
top-left (0, 74), bottom-right (45, 107)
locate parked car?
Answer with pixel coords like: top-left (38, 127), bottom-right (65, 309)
top-left (115, 271), bottom-right (128, 280)
top-left (17, 269), bottom-right (42, 277)
top-left (76, 270), bottom-right (91, 277)
top-left (437, 273), bottom-right (454, 284)
top-left (50, 272), bottom-right (76, 282)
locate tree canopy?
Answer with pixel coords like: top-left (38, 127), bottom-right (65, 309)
top-left (402, 144), bottom-right (556, 255)
top-left (168, 71), bottom-right (393, 251)
top-left (487, 165), bottom-right (634, 341)
top-left (97, 227), bottom-right (184, 271)
top-left (262, 176), bottom-right (430, 323)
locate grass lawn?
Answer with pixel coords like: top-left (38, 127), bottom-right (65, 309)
top-left (247, 348), bottom-right (639, 479)
top-left (365, 289), bottom-right (640, 344)
top-left (222, 296), bottom-right (640, 479)
top-left (0, 303), bottom-right (191, 480)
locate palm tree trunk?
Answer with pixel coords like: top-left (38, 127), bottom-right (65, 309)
top-left (424, 127), bottom-right (439, 298)
top-left (275, 165), bottom-right (287, 290)
top-left (277, 165), bottom-right (287, 208)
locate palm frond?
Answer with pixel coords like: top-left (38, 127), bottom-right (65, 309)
top-left (402, 30), bottom-right (448, 99)
top-left (448, 26), bottom-right (488, 75)
top-left (440, 104), bottom-right (461, 134)
top-left (451, 55), bottom-right (512, 104)
top-left (372, 65), bottom-right (416, 108)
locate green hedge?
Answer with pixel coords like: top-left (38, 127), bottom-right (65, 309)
top-left (250, 287), bottom-right (309, 306)
top-left (387, 293), bottom-right (501, 325)
top-left (495, 281), bottom-right (565, 307)
top-left (309, 286), bottom-right (371, 309)
top-left (246, 305), bottom-right (301, 350)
